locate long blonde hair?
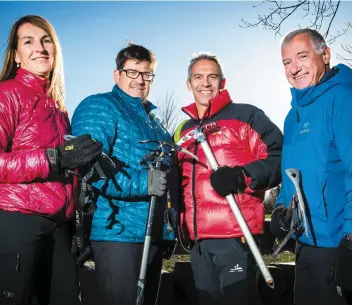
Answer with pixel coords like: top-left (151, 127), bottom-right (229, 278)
top-left (0, 15), bottom-right (66, 109)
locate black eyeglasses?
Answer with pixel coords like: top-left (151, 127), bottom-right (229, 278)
top-left (119, 69), bottom-right (155, 81)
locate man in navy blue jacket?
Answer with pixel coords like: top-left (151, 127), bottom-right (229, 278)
top-left (270, 29), bottom-right (352, 305)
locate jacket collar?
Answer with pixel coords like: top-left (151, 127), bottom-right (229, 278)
top-left (182, 89), bottom-right (232, 120)
top-left (290, 66), bottom-right (340, 108)
top-left (111, 84), bottom-right (156, 114)
top-left (15, 68), bottom-right (50, 95)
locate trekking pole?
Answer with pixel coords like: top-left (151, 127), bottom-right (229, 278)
top-left (136, 139), bottom-right (199, 304)
top-left (136, 141), bottom-right (167, 305)
top-left (136, 161), bottom-right (160, 305)
top-left (193, 127), bottom-right (275, 289)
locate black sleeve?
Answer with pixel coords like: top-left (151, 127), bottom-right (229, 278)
top-left (243, 109), bottom-right (283, 190)
top-left (167, 153), bottom-right (181, 212)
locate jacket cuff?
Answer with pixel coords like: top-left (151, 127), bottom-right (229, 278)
top-left (45, 148), bottom-right (59, 172)
top-left (138, 169), bottom-right (149, 197)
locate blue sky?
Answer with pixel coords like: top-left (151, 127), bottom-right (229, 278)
top-left (0, 1), bottom-right (352, 130)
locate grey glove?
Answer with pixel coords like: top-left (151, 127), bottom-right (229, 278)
top-left (148, 169), bottom-right (167, 196)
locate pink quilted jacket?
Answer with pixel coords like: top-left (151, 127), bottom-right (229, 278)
top-left (0, 68), bottom-right (74, 220)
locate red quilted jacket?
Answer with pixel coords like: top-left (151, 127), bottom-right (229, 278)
top-left (177, 90), bottom-right (283, 240)
top-left (0, 68), bottom-right (74, 220)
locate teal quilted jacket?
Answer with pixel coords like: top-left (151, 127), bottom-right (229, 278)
top-left (71, 85), bottom-right (173, 243)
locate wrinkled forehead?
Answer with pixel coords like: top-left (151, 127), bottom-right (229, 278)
top-left (191, 59), bottom-right (221, 75)
top-left (123, 59), bottom-right (156, 72)
top-left (281, 34), bottom-right (314, 56)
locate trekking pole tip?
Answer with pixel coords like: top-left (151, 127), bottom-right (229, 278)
top-left (267, 280), bottom-right (275, 289)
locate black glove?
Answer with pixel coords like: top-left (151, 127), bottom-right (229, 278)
top-left (335, 234), bottom-right (352, 293)
top-left (210, 166), bottom-right (246, 197)
top-left (148, 169), bottom-right (167, 197)
top-left (46, 134), bottom-right (103, 172)
top-left (270, 204), bottom-right (291, 239)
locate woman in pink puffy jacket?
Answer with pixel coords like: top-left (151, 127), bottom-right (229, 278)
top-left (0, 15), bottom-right (102, 305)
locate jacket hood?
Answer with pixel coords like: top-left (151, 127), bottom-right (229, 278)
top-left (290, 64), bottom-right (352, 108)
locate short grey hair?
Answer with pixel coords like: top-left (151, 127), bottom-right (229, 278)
top-left (282, 29), bottom-right (328, 54)
top-left (187, 52), bottom-right (225, 81)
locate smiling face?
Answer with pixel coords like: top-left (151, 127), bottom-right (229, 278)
top-left (113, 59), bottom-right (155, 101)
top-left (281, 33), bottom-right (330, 89)
top-left (187, 59), bottom-right (225, 117)
top-left (15, 22), bottom-right (55, 79)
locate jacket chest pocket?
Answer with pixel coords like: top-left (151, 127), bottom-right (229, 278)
top-left (208, 125), bottom-right (250, 149)
top-left (207, 126), bottom-right (254, 166)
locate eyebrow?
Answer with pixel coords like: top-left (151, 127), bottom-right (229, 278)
top-left (125, 69), bottom-right (153, 73)
top-left (297, 51), bottom-right (309, 55)
top-left (193, 73), bottom-right (219, 77)
top-left (20, 35), bottom-right (51, 41)
top-left (282, 50), bottom-right (310, 61)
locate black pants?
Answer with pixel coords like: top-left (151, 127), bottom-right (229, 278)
top-left (0, 210), bottom-right (80, 305)
top-left (91, 241), bottom-right (163, 305)
top-left (190, 238), bottom-right (259, 305)
top-left (295, 243), bottom-right (350, 305)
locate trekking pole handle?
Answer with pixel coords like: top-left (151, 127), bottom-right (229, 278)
top-left (195, 128), bottom-right (275, 289)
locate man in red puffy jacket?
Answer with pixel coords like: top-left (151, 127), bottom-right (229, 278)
top-left (174, 52), bottom-right (283, 305)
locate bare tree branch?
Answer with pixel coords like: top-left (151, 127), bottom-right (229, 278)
top-left (323, 0), bottom-right (340, 38)
top-left (155, 91), bottom-right (180, 134)
top-left (240, 0), bottom-right (348, 44)
top-left (336, 44), bottom-right (352, 67)
top-left (328, 22), bottom-right (351, 45)
top-left (241, 1), bottom-right (351, 65)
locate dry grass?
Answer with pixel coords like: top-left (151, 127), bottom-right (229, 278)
top-left (162, 251), bottom-right (295, 273)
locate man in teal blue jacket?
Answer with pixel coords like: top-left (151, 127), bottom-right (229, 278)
top-left (270, 29), bottom-right (351, 305)
top-left (71, 43), bottom-right (174, 305)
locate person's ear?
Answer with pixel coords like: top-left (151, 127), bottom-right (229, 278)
top-left (113, 69), bottom-right (120, 84)
top-left (323, 47), bottom-right (331, 65)
top-left (220, 78), bottom-right (226, 90)
top-left (15, 50), bottom-right (20, 64)
top-left (186, 79), bottom-right (192, 92)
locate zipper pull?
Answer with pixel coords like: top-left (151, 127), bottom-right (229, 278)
top-left (16, 253), bottom-right (20, 271)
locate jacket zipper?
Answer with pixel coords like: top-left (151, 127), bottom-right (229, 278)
top-left (16, 253), bottom-right (20, 271)
top-left (192, 142), bottom-right (199, 252)
top-left (322, 182), bottom-right (329, 220)
top-left (51, 100), bottom-right (70, 210)
top-left (192, 119), bottom-right (206, 254)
